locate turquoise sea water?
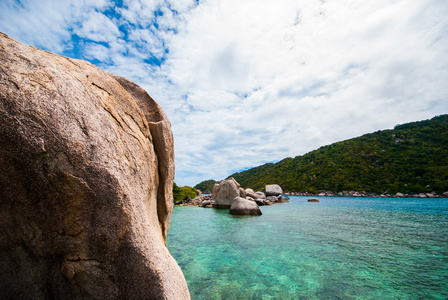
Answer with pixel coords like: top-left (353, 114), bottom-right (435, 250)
top-left (167, 197), bottom-right (448, 299)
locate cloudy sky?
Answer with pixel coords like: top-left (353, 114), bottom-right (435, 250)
top-left (1, 0), bottom-right (447, 186)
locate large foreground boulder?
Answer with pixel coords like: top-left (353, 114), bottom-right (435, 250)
top-left (229, 197), bottom-right (262, 216)
top-left (0, 33), bottom-right (189, 299)
top-left (212, 177), bottom-right (244, 208)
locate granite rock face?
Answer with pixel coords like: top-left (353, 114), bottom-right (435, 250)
top-left (212, 177), bottom-right (243, 208)
top-left (229, 197), bottom-right (262, 216)
top-left (0, 33), bottom-right (189, 299)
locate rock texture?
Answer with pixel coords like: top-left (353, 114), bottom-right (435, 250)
top-left (229, 197), bottom-right (262, 216)
top-left (265, 196), bottom-right (278, 204)
top-left (212, 177), bottom-right (244, 208)
top-left (255, 191), bottom-right (266, 199)
top-left (0, 33), bottom-right (189, 299)
top-left (265, 184), bottom-right (283, 196)
top-left (244, 188), bottom-right (259, 199)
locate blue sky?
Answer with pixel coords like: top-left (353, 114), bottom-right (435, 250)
top-left (1, 0), bottom-right (448, 186)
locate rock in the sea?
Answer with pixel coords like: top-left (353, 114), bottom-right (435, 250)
top-left (308, 198), bottom-right (320, 202)
top-left (255, 191), bottom-right (267, 199)
top-left (245, 188), bottom-right (259, 199)
top-left (212, 177), bottom-right (242, 208)
top-left (199, 200), bottom-right (211, 207)
top-left (239, 187), bottom-right (247, 198)
top-left (212, 183), bottom-right (220, 194)
top-left (0, 33), bottom-right (189, 299)
top-left (265, 184), bottom-right (283, 196)
top-left (254, 198), bottom-right (265, 206)
top-left (229, 197), bottom-right (262, 216)
top-left (277, 196), bottom-right (290, 203)
top-left (266, 196), bottom-right (278, 203)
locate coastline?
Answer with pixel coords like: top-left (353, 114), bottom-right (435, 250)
top-left (285, 190), bottom-right (448, 198)
top-left (175, 190), bottom-right (448, 207)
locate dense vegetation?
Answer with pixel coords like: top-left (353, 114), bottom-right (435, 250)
top-left (193, 179), bottom-right (218, 193)
top-left (173, 182), bottom-right (197, 202)
top-left (225, 115), bottom-right (448, 194)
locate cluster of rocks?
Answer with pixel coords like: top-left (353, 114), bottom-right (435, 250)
top-left (176, 195), bottom-right (214, 207)
top-left (246, 185), bottom-right (290, 206)
top-left (286, 190), bottom-right (448, 198)
top-left (175, 178), bottom-right (289, 215)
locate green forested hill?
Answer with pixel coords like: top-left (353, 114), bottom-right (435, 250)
top-left (193, 179), bottom-right (218, 193)
top-left (228, 115), bottom-right (448, 194)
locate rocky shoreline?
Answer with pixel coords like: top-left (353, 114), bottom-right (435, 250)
top-left (175, 181), bottom-right (448, 209)
top-left (176, 189), bottom-right (448, 206)
top-left (285, 190), bottom-right (448, 198)
top-left (175, 179), bottom-right (289, 209)
top-left (176, 193), bottom-right (290, 207)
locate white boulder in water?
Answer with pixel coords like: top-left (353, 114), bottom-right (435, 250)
top-left (265, 184), bottom-right (283, 196)
top-left (229, 197), bottom-right (262, 216)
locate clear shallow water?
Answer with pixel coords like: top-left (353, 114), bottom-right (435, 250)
top-left (167, 197), bottom-right (448, 299)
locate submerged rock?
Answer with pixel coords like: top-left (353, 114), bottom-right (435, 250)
top-left (308, 198), bottom-right (320, 202)
top-left (277, 196), bottom-right (290, 203)
top-left (229, 197), bottom-right (262, 216)
top-left (0, 33), bottom-right (189, 299)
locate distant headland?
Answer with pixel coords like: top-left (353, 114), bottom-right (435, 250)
top-left (195, 115), bottom-right (448, 197)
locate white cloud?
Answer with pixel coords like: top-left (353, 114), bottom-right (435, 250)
top-left (74, 12), bottom-right (121, 43)
top-left (127, 28), bottom-right (165, 59)
top-left (162, 0), bottom-right (448, 185)
top-left (0, 0), bottom-right (114, 52)
top-left (84, 42), bottom-right (111, 62)
top-left (165, 0), bottom-right (302, 94)
top-left (1, 0), bottom-right (447, 186)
